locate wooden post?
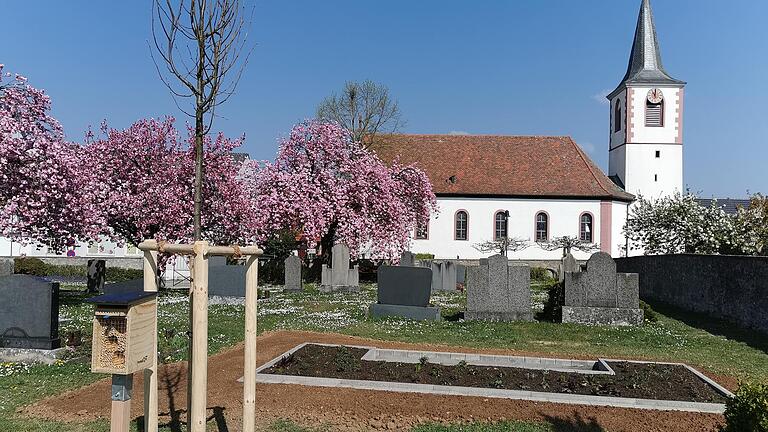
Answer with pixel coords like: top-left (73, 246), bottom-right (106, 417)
top-left (242, 255), bottom-right (259, 432)
top-left (189, 241), bottom-right (209, 432)
top-left (111, 374), bottom-right (133, 432)
top-left (142, 240), bottom-right (159, 432)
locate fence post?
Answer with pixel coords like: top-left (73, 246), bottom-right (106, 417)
top-left (142, 240), bottom-right (159, 432)
top-left (189, 241), bottom-right (209, 432)
top-left (242, 255), bottom-right (259, 432)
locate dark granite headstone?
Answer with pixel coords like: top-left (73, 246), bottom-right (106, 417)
top-left (370, 266), bottom-right (440, 320)
top-left (103, 278), bottom-right (143, 295)
top-left (208, 256), bottom-right (246, 297)
top-left (87, 259), bottom-right (106, 293)
top-left (284, 255), bottom-right (303, 292)
top-left (0, 275), bottom-right (60, 349)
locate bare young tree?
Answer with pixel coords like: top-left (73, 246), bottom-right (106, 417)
top-left (473, 237), bottom-right (530, 257)
top-left (151, 0), bottom-right (252, 240)
top-left (539, 236), bottom-right (600, 257)
top-left (316, 80), bottom-right (403, 148)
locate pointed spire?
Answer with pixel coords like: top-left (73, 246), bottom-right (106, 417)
top-left (616, 0), bottom-right (684, 89)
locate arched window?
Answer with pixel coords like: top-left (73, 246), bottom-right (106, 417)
top-left (614, 100), bottom-right (622, 132)
top-left (535, 212), bottom-right (549, 242)
top-left (455, 211), bottom-right (468, 241)
top-left (415, 220), bottom-right (428, 240)
top-left (494, 211), bottom-right (508, 240)
top-left (580, 213), bottom-right (593, 243)
top-left (645, 100), bottom-right (664, 127)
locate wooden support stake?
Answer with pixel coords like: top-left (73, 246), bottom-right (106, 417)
top-left (111, 374), bottom-right (133, 432)
top-left (142, 240), bottom-right (159, 432)
top-left (189, 241), bottom-right (209, 432)
top-left (242, 255), bottom-right (259, 432)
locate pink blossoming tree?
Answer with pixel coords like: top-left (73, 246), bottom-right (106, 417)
top-left (83, 117), bottom-right (257, 247)
top-left (251, 120), bottom-right (437, 262)
top-left (0, 65), bottom-right (101, 252)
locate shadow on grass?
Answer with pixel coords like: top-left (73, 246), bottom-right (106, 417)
top-left (541, 412), bottom-right (605, 432)
top-left (647, 299), bottom-right (768, 355)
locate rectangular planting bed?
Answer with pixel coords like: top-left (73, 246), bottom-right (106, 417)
top-left (251, 343), bottom-right (733, 414)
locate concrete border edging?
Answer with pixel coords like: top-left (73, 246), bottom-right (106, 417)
top-left (247, 343), bottom-right (731, 414)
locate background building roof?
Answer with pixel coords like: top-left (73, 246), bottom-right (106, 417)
top-left (374, 134), bottom-right (634, 202)
top-left (695, 198), bottom-right (752, 215)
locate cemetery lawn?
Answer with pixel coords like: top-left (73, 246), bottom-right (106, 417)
top-left (2, 283), bottom-right (767, 431)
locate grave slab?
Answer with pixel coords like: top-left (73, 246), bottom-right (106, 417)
top-left (0, 275), bottom-right (60, 349)
top-left (370, 266), bottom-right (440, 321)
top-left (320, 244), bottom-right (359, 293)
top-left (284, 255), bottom-right (303, 292)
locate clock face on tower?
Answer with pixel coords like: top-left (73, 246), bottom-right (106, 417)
top-left (647, 88), bottom-right (664, 104)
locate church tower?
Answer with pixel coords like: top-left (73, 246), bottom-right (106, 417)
top-left (608, 0), bottom-right (685, 199)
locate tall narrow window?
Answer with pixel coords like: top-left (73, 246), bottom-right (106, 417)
top-left (645, 100), bottom-right (664, 127)
top-left (535, 212), bottom-right (549, 242)
top-left (415, 220), bottom-right (428, 240)
top-left (455, 211), bottom-right (468, 241)
top-left (614, 100), bottom-right (622, 132)
top-left (580, 213), bottom-right (593, 243)
top-left (494, 211), bottom-right (508, 240)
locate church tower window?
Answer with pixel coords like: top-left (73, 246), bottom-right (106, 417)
top-left (614, 100), bottom-right (622, 132)
top-left (645, 100), bottom-right (664, 127)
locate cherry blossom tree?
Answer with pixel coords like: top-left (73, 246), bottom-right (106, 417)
top-left (83, 117), bottom-right (256, 247)
top-left (0, 65), bottom-right (100, 252)
top-left (250, 120), bottom-right (436, 262)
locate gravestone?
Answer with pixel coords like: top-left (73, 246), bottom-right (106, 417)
top-left (558, 253), bottom-right (580, 282)
top-left (208, 256), bottom-right (247, 297)
top-left (284, 255), bottom-right (303, 292)
top-left (0, 258), bottom-right (13, 277)
top-left (399, 251), bottom-right (415, 267)
top-left (431, 260), bottom-right (457, 292)
top-left (369, 266), bottom-right (440, 320)
top-left (466, 255), bottom-right (532, 321)
top-left (562, 252), bottom-right (642, 326)
top-left (0, 275), bottom-right (60, 349)
top-left (103, 278), bottom-right (143, 295)
top-left (87, 259), bottom-right (106, 293)
top-left (320, 244), bottom-right (359, 293)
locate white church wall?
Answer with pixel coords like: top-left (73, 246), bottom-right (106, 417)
top-left (623, 144), bottom-right (683, 199)
top-left (609, 89), bottom-right (627, 150)
top-left (409, 196), bottom-right (627, 261)
top-left (628, 86), bottom-right (682, 144)
top-left (612, 201), bottom-right (629, 257)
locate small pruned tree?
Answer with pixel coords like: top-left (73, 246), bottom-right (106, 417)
top-left (473, 237), bottom-right (530, 257)
top-left (151, 0), bottom-right (252, 241)
top-left (540, 236), bottom-right (600, 257)
top-left (316, 80), bottom-right (403, 148)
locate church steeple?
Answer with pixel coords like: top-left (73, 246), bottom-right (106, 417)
top-left (615, 0), bottom-right (684, 91)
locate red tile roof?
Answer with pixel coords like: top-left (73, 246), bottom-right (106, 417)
top-left (373, 134), bottom-right (634, 202)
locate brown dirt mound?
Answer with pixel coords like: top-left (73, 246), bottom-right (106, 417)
top-left (20, 330), bottom-right (727, 432)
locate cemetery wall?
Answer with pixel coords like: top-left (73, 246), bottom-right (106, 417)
top-left (615, 254), bottom-right (768, 333)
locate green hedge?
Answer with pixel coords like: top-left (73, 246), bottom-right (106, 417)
top-left (722, 381), bottom-right (768, 432)
top-left (13, 257), bottom-right (143, 282)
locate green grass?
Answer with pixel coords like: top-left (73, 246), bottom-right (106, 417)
top-left (2, 283), bottom-right (767, 431)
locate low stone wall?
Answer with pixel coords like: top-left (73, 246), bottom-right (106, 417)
top-left (37, 257), bottom-right (143, 270)
top-left (615, 254), bottom-right (768, 333)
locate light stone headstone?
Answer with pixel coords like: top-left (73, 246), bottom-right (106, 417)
top-left (0, 275), bottom-right (60, 349)
top-left (558, 253), bottom-right (580, 282)
top-left (284, 255), bottom-right (303, 292)
top-left (562, 252), bottom-right (642, 326)
top-left (431, 261), bottom-right (457, 292)
top-left (0, 259), bottom-right (13, 277)
top-left (399, 251), bottom-right (415, 267)
top-left (466, 254), bottom-right (532, 321)
top-left (320, 244), bottom-right (359, 293)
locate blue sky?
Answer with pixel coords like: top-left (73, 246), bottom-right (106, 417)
top-left (2, 1), bottom-right (766, 197)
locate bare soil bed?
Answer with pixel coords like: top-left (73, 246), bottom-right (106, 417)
top-left (21, 331), bottom-right (728, 432)
top-left (264, 344), bottom-right (726, 404)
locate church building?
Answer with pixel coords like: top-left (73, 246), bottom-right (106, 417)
top-left (376, 0), bottom-right (684, 260)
